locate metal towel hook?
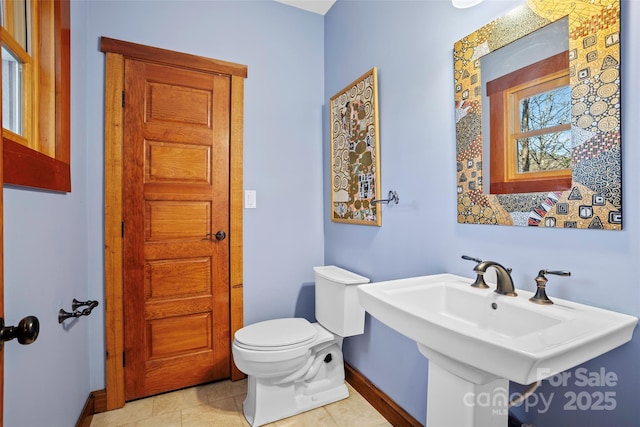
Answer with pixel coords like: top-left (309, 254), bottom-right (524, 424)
top-left (371, 190), bottom-right (400, 205)
top-left (59, 298), bottom-right (99, 324)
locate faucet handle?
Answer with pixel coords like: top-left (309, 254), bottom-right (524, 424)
top-left (529, 269), bottom-right (571, 305)
top-left (544, 270), bottom-right (571, 277)
top-left (461, 255), bottom-right (490, 289)
top-left (461, 255), bottom-right (483, 263)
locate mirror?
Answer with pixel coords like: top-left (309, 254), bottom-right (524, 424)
top-left (481, 17), bottom-right (571, 195)
top-left (454, 0), bottom-right (621, 229)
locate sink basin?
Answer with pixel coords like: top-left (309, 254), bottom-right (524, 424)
top-left (358, 273), bottom-right (637, 385)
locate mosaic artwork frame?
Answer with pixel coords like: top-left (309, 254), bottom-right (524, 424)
top-left (454, 0), bottom-right (621, 230)
top-left (330, 67), bottom-right (382, 226)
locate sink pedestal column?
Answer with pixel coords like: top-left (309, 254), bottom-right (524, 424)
top-left (419, 345), bottom-right (509, 427)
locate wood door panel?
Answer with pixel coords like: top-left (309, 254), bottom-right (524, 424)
top-left (123, 58), bottom-right (231, 400)
top-left (143, 242), bottom-right (219, 260)
top-left (144, 201), bottom-right (211, 242)
top-left (145, 141), bottom-right (211, 184)
top-left (148, 313), bottom-right (212, 358)
top-left (144, 297), bottom-right (213, 320)
top-left (144, 122), bottom-right (214, 145)
top-left (145, 257), bottom-right (212, 300)
top-left (144, 351), bottom-right (224, 395)
top-left (145, 82), bottom-right (212, 127)
top-left (143, 185), bottom-right (217, 201)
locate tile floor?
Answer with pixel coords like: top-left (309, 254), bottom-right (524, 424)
top-left (90, 379), bottom-right (392, 427)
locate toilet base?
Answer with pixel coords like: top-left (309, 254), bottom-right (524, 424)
top-left (242, 343), bottom-right (348, 426)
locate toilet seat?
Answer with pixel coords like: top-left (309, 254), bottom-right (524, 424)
top-left (234, 318), bottom-right (318, 351)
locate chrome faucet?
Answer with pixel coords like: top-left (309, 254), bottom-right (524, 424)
top-left (462, 255), bottom-right (517, 296)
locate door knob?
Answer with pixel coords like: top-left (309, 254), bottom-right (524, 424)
top-left (0, 316), bottom-right (40, 349)
top-left (203, 231), bottom-right (227, 241)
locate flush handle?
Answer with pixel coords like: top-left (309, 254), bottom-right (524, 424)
top-left (0, 316), bottom-right (40, 350)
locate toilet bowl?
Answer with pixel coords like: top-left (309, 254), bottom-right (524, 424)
top-left (232, 266), bottom-right (370, 427)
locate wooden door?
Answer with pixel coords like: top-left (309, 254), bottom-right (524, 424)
top-left (122, 58), bottom-right (231, 400)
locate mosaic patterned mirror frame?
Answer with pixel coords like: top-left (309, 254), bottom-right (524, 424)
top-left (454, 0), bottom-right (621, 229)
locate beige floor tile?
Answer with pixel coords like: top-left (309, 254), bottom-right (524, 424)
top-left (122, 411), bottom-right (182, 427)
top-left (181, 397), bottom-right (245, 427)
top-left (203, 378), bottom-right (248, 403)
top-left (274, 407), bottom-right (339, 427)
top-left (324, 385), bottom-right (392, 427)
top-left (233, 395), bottom-right (252, 426)
top-left (91, 379), bottom-right (391, 427)
top-left (152, 386), bottom-right (209, 416)
top-left (90, 398), bottom-right (154, 427)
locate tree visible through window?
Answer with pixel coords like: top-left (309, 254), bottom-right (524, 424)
top-left (513, 72), bottom-right (571, 174)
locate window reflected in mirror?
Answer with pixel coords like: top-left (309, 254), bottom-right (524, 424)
top-left (515, 82), bottom-right (571, 174)
top-left (482, 18), bottom-right (570, 194)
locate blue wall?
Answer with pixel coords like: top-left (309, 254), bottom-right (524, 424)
top-left (80, 0), bottom-right (326, 392)
top-left (3, 2), bottom-right (91, 425)
top-left (324, 0), bottom-right (640, 425)
top-left (3, 1), bottom-right (639, 426)
top-left (4, 1), bottom-right (325, 426)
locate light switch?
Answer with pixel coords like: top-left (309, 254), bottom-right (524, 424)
top-left (245, 190), bottom-right (257, 209)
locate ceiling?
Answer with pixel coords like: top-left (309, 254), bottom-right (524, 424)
top-left (274, 0), bottom-right (336, 15)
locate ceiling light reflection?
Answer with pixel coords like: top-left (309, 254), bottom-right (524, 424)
top-left (452, 0), bottom-right (484, 8)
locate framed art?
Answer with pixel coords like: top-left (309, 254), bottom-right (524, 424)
top-left (329, 67), bottom-right (382, 226)
top-left (454, 0), bottom-right (621, 229)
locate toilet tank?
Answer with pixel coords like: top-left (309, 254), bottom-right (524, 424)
top-left (314, 265), bottom-right (370, 337)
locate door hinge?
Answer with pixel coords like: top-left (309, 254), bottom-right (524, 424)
top-left (121, 221), bottom-right (125, 237)
top-left (122, 90), bottom-right (125, 107)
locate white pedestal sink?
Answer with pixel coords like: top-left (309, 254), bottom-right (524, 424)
top-left (357, 274), bottom-right (638, 427)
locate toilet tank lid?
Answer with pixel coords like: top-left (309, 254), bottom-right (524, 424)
top-left (313, 265), bottom-right (370, 285)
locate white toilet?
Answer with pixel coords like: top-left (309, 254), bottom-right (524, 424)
top-left (232, 265), bottom-right (370, 426)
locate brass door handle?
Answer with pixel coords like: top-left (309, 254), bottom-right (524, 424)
top-left (0, 316), bottom-right (40, 350)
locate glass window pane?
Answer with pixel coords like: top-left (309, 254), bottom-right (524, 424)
top-left (2, 0), bottom-right (29, 52)
top-left (520, 85), bottom-right (571, 133)
top-left (2, 44), bottom-right (23, 135)
top-left (516, 129), bottom-right (572, 173)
